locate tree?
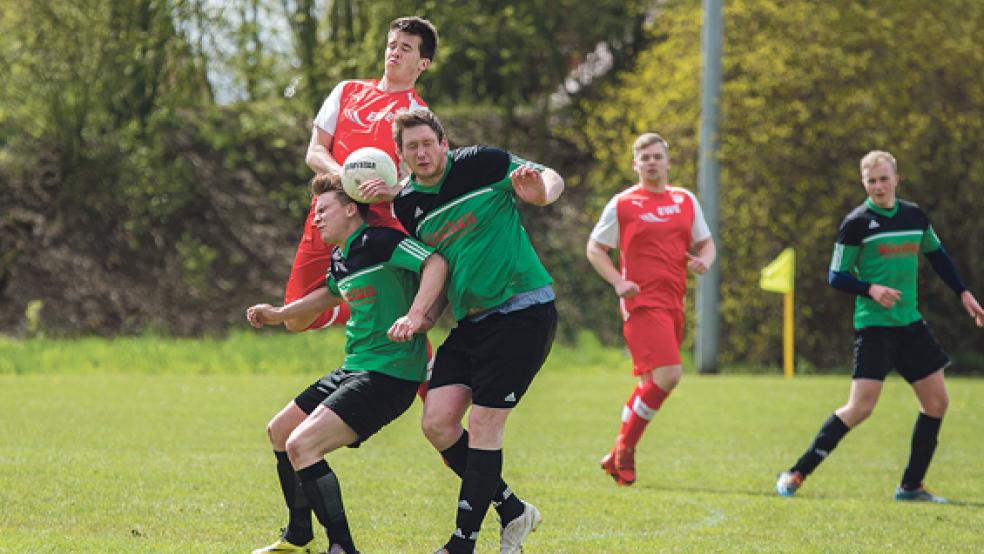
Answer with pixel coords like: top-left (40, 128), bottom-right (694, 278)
top-left (580, 0), bottom-right (984, 368)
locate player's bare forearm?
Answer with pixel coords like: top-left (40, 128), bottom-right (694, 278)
top-left (408, 254), bottom-right (448, 323)
top-left (389, 254), bottom-right (449, 341)
top-left (587, 239), bottom-right (639, 298)
top-left (537, 168), bottom-right (565, 205)
top-left (586, 240), bottom-right (620, 285)
top-left (688, 238), bottom-right (716, 275)
top-left (305, 127), bottom-right (343, 175)
top-left (279, 287), bottom-right (339, 332)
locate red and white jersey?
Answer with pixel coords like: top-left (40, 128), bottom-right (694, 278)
top-left (313, 79), bottom-right (428, 228)
top-left (314, 79), bottom-right (427, 170)
top-left (590, 184), bottom-right (711, 315)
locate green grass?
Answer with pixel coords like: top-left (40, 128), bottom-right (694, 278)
top-left (1, 335), bottom-right (983, 552)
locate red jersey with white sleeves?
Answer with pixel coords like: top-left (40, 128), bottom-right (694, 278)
top-left (590, 184), bottom-right (711, 315)
top-left (285, 80), bottom-right (428, 329)
top-left (313, 79), bottom-right (428, 228)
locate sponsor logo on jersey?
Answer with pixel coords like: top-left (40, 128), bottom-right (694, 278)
top-left (504, 392), bottom-right (517, 402)
top-left (415, 206), bottom-right (424, 218)
top-left (672, 194), bottom-right (684, 204)
top-left (869, 220), bottom-right (880, 229)
top-left (657, 204), bottom-right (682, 217)
top-left (641, 213), bottom-right (669, 223)
top-left (877, 242), bottom-right (918, 258)
top-left (343, 284), bottom-right (377, 305)
top-left (423, 212), bottom-right (477, 246)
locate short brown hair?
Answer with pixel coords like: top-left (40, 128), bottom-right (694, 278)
top-left (632, 132), bottom-right (669, 158)
top-left (393, 109), bottom-right (446, 151)
top-left (309, 173), bottom-right (369, 219)
top-left (390, 17), bottom-right (439, 61)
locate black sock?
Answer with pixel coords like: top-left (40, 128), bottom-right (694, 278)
top-left (791, 414), bottom-right (850, 476)
top-left (297, 460), bottom-right (356, 554)
top-left (441, 431), bottom-right (524, 524)
top-left (900, 413), bottom-right (943, 490)
top-left (445, 448), bottom-right (502, 554)
top-left (274, 451), bottom-right (313, 545)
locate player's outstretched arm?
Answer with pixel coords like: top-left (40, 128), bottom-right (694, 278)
top-left (586, 239), bottom-right (639, 298)
top-left (687, 237), bottom-right (716, 275)
top-left (246, 287), bottom-right (338, 332)
top-left (305, 126), bottom-right (343, 176)
top-left (510, 165), bottom-right (564, 206)
top-left (960, 291), bottom-right (984, 327)
top-left (388, 253), bottom-right (449, 342)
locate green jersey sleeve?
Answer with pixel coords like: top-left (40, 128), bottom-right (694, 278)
top-left (920, 225), bottom-right (942, 253)
top-left (489, 152), bottom-right (546, 192)
top-left (326, 274), bottom-right (341, 297)
top-left (388, 237), bottom-right (434, 273)
top-left (830, 216), bottom-right (863, 273)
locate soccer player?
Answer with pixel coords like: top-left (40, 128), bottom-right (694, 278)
top-left (253, 18), bottom-right (436, 553)
top-left (586, 132), bottom-right (716, 486)
top-left (391, 109), bottom-right (564, 554)
top-left (290, 16), bottom-right (438, 332)
top-left (775, 150), bottom-right (984, 502)
top-left (247, 173), bottom-right (447, 554)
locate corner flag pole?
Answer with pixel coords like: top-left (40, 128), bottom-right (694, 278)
top-left (696, 0), bottom-right (723, 374)
top-left (783, 286), bottom-right (794, 379)
top-left (760, 248), bottom-right (796, 378)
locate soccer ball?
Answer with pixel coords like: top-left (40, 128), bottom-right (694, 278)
top-left (341, 147), bottom-right (399, 203)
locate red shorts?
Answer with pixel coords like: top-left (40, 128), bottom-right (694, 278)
top-left (623, 308), bottom-right (684, 375)
top-left (284, 196), bottom-right (406, 331)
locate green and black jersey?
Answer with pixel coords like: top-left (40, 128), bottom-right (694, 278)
top-left (829, 199), bottom-right (942, 329)
top-left (326, 224), bottom-right (434, 381)
top-left (393, 146), bottom-right (553, 321)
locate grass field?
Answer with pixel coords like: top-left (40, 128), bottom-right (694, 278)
top-left (1, 332), bottom-right (983, 553)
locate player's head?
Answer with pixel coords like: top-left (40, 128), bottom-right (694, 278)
top-left (310, 173), bottom-right (369, 243)
top-left (859, 150), bottom-right (899, 209)
top-left (385, 17), bottom-right (438, 81)
top-left (632, 132), bottom-right (671, 187)
top-left (393, 109), bottom-right (448, 184)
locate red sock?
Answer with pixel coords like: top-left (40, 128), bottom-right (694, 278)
top-left (617, 384), bottom-right (643, 440)
top-left (619, 381), bottom-right (669, 448)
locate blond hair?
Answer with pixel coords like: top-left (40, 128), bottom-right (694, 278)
top-left (860, 150), bottom-right (897, 175)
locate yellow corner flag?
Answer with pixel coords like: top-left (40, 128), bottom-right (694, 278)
top-left (760, 247), bottom-right (795, 293)
top-left (760, 248), bottom-right (796, 379)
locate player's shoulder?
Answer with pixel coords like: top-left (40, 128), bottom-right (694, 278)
top-left (452, 144), bottom-right (507, 163)
top-left (896, 198), bottom-right (926, 215)
top-left (365, 226), bottom-right (407, 245)
top-left (842, 202), bottom-right (871, 224)
top-left (611, 184), bottom-right (643, 201)
top-left (666, 185), bottom-right (700, 205)
top-left (393, 176), bottom-right (418, 206)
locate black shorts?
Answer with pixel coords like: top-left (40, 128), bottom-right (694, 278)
top-left (853, 320), bottom-right (950, 383)
top-left (429, 301), bottom-right (557, 408)
top-left (294, 368), bottom-right (419, 447)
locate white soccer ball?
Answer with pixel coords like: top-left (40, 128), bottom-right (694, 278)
top-left (341, 147), bottom-right (399, 203)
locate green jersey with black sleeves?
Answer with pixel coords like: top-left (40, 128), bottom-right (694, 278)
top-left (829, 199), bottom-right (942, 329)
top-left (393, 146), bottom-right (553, 321)
top-left (325, 224), bottom-right (434, 381)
